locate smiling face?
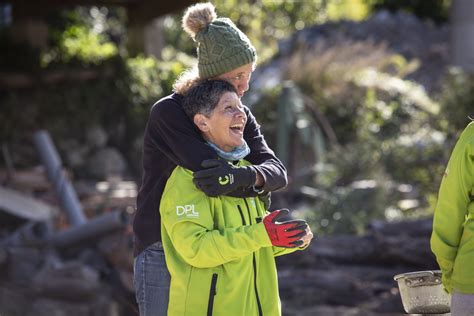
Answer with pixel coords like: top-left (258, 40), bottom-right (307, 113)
top-left (194, 91), bottom-right (247, 152)
top-left (213, 63), bottom-right (254, 98)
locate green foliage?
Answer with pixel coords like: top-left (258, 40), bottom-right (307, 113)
top-left (124, 48), bottom-right (194, 107)
top-left (327, 0), bottom-right (371, 21)
top-left (42, 24), bottom-right (118, 67)
top-left (156, 46), bottom-right (196, 94)
top-left (163, 0), bottom-right (451, 66)
top-left (300, 177), bottom-right (391, 235)
top-left (122, 49), bottom-right (195, 134)
top-left (337, 70), bottom-right (445, 220)
top-left (40, 6), bottom-right (127, 68)
top-left (61, 25), bottom-right (117, 62)
top-left (163, 0), bottom-right (372, 63)
top-left (436, 67), bottom-right (474, 139)
top-left (0, 6), bottom-right (195, 175)
top-left (0, 51), bottom-right (191, 174)
top-left (251, 38), bottom-right (450, 235)
top-left (213, 0), bottom-right (328, 62)
top-left (285, 41), bottom-right (418, 144)
top-left (246, 86), bottom-right (282, 150)
top-left (0, 1), bottom-right (464, 233)
top-left (126, 56), bottom-right (163, 106)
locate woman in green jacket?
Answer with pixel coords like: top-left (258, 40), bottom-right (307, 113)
top-left (431, 121), bottom-right (474, 315)
top-left (160, 79), bottom-right (313, 316)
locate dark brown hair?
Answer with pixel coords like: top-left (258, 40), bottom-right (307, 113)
top-left (182, 79), bottom-right (237, 120)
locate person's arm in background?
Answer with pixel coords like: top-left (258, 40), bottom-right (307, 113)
top-left (430, 122), bottom-right (474, 293)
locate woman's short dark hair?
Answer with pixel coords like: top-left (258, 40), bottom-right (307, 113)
top-left (182, 79), bottom-right (237, 120)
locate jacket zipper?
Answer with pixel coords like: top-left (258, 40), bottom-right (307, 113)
top-left (207, 273), bottom-right (218, 316)
top-left (243, 198), bottom-right (263, 316)
top-left (237, 205), bottom-right (246, 225)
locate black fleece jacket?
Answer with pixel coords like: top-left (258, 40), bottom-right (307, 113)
top-left (133, 93), bottom-right (287, 256)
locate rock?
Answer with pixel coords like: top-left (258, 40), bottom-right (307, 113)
top-left (59, 139), bottom-right (89, 168)
top-left (32, 261), bottom-right (100, 301)
top-left (85, 147), bottom-right (127, 179)
top-left (85, 126), bottom-right (108, 149)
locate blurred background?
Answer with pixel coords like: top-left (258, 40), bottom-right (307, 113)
top-left (0, 0), bottom-right (473, 315)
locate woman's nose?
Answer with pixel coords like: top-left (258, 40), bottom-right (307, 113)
top-left (235, 106), bottom-right (246, 118)
top-left (238, 78), bottom-right (250, 94)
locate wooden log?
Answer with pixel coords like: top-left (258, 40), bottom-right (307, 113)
top-left (278, 219), bottom-right (437, 268)
top-left (368, 218), bottom-right (433, 237)
top-left (278, 265), bottom-right (406, 310)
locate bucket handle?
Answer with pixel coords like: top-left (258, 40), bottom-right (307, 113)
top-left (404, 275), bottom-right (442, 288)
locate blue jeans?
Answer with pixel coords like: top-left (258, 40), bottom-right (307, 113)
top-left (133, 241), bottom-right (170, 316)
top-left (451, 291), bottom-right (474, 316)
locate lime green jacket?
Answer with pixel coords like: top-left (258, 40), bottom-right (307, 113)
top-left (160, 161), bottom-right (298, 316)
top-left (431, 122), bottom-right (474, 294)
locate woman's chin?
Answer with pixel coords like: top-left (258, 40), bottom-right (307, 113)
top-left (220, 138), bottom-right (244, 151)
top-left (234, 139), bottom-right (244, 147)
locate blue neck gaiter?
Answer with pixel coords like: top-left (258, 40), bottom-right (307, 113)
top-left (206, 140), bottom-right (250, 161)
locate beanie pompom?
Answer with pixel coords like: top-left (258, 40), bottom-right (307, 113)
top-left (182, 2), bottom-right (217, 39)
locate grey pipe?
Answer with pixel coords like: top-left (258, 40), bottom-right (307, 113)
top-left (52, 210), bottom-right (127, 249)
top-left (5, 221), bottom-right (52, 247)
top-left (33, 130), bottom-right (87, 226)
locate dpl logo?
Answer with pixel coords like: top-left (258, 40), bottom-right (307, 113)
top-left (176, 205), bottom-right (199, 218)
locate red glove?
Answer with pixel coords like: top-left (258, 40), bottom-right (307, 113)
top-left (263, 209), bottom-right (307, 248)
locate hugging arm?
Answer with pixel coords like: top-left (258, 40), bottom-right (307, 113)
top-left (147, 97), bottom-right (218, 172)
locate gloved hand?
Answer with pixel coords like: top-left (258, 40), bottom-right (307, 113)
top-left (193, 159), bottom-right (257, 197)
top-left (263, 209), bottom-right (307, 248)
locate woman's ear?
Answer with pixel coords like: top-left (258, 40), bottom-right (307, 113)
top-left (194, 114), bottom-right (209, 132)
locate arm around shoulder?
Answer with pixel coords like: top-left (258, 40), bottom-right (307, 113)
top-left (147, 95), bottom-right (218, 171)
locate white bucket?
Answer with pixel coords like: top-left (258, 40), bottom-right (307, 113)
top-left (394, 270), bottom-right (450, 314)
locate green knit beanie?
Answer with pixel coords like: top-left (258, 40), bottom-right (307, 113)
top-left (182, 3), bottom-right (257, 79)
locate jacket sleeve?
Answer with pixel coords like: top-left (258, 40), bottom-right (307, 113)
top-left (242, 106), bottom-right (288, 192)
top-left (147, 96), bottom-right (218, 172)
top-left (272, 246), bottom-right (301, 257)
top-left (430, 123), bottom-right (474, 292)
top-left (161, 172), bottom-right (273, 269)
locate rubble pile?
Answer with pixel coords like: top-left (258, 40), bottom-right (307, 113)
top-left (0, 131), bottom-right (138, 316)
